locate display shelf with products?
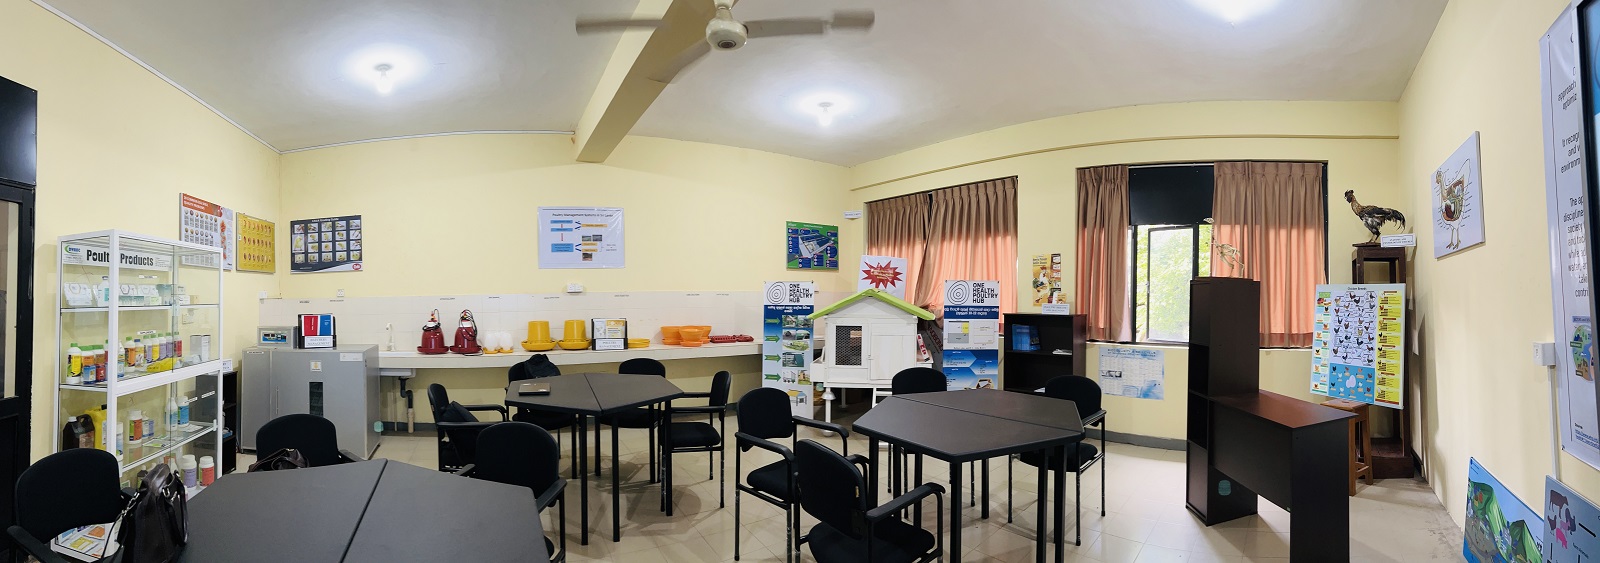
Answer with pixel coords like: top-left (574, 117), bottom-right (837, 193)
top-left (53, 230), bottom-right (225, 478)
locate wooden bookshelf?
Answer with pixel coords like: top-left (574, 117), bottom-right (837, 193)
top-left (1000, 313), bottom-right (1086, 393)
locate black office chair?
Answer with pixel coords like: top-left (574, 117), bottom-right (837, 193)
top-left (9, 449), bottom-right (134, 563)
top-left (1006, 375), bottom-right (1106, 546)
top-left (734, 387), bottom-right (851, 563)
top-left (457, 421), bottom-right (567, 563)
top-left (659, 370), bottom-right (731, 516)
top-left (595, 357), bottom-right (668, 480)
top-left (507, 356), bottom-right (577, 456)
top-left (427, 383), bottom-right (508, 472)
top-left (887, 367), bottom-right (951, 500)
top-left (256, 413), bottom-right (365, 467)
top-left (795, 439), bottom-right (944, 563)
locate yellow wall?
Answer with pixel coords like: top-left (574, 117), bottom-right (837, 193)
top-left (1397, 0), bottom-right (1586, 527)
top-left (0, 0), bottom-right (281, 459)
top-left (277, 134), bottom-right (852, 414)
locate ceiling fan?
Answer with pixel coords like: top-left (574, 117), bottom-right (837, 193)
top-left (577, 0), bottom-right (874, 82)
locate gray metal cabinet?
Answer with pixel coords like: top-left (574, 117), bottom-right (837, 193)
top-left (240, 346), bottom-right (380, 457)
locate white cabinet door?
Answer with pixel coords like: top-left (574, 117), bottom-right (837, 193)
top-left (869, 322), bottom-right (918, 382)
top-left (828, 320), bottom-right (870, 384)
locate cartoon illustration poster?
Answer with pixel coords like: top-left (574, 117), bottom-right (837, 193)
top-left (1310, 283), bottom-right (1406, 409)
top-left (538, 207), bottom-right (624, 269)
top-left (1434, 132), bottom-right (1487, 258)
top-left (1544, 476), bottom-right (1599, 562)
top-left (1031, 253), bottom-right (1064, 305)
top-left (762, 281), bottom-right (815, 416)
top-left (859, 255), bottom-right (909, 298)
top-left (1463, 458), bottom-right (1543, 563)
top-left (942, 280), bottom-right (1000, 390)
top-left (786, 221), bottom-right (838, 270)
top-left (1546, 4), bottom-right (1600, 472)
top-left (290, 215), bottom-right (362, 273)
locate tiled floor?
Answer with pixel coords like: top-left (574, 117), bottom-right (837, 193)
top-left (244, 410), bottom-right (1462, 562)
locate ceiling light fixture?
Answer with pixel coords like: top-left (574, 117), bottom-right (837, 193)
top-left (1188, 0), bottom-right (1279, 24)
top-left (373, 63), bottom-right (395, 95)
top-left (815, 102), bottom-right (835, 127)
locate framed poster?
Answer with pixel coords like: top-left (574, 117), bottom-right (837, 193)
top-left (290, 215), bottom-right (362, 273)
top-left (786, 221), bottom-right (838, 270)
top-left (179, 193), bottom-right (235, 270)
top-left (1309, 284), bottom-right (1406, 408)
top-left (236, 213), bottom-right (275, 274)
top-left (1433, 132), bottom-right (1487, 258)
top-left (538, 207), bottom-right (624, 269)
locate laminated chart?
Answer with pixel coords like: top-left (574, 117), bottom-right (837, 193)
top-left (1310, 283), bottom-right (1407, 408)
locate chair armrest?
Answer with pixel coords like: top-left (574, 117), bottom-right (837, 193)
top-left (679, 391), bottom-right (712, 399)
top-left (735, 432), bottom-right (794, 461)
top-left (436, 420), bottom-right (498, 431)
top-left (7, 526), bottom-right (69, 563)
top-left (462, 404), bottom-right (509, 421)
top-left (535, 477), bottom-right (567, 510)
top-left (845, 453), bottom-right (872, 471)
top-left (1083, 409), bottom-right (1106, 426)
top-left (669, 405), bottom-right (726, 415)
top-left (792, 416), bottom-right (849, 437)
top-left (453, 464), bottom-right (477, 476)
top-left (865, 483), bottom-right (945, 522)
top-left (338, 449), bottom-right (367, 463)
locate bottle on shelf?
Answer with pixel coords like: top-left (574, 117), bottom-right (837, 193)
top-left (113, 422), bottom-right (123, 460)
top-left (177, 396), bottom-right (190, 428)
top-left (141, 411), bottom-right (153, 443)
top-left (179, 455), bottom-right (198, 488)
top-left (167, 396), bottom-right (179, 437)
top-left (132, 337), bottom-right (145, 369)
top-left (199, 456), bottom-right (215, 486)
top-left (65, 342), bottom-right (82, 385)
top-left (164, 333), bottom-right (175, 362)
top-left (82, 345), bottom-right (97, 384)
top-left (126, 411), bottom-right (143, 446)
top-left (173, 333), bottom-right (183, 363)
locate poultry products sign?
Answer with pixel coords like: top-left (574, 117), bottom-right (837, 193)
top-left (1310, 284), bottom-right (1406, 409)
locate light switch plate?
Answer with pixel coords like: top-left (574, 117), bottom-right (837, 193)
top-left (1534, 342), bottom-right (1558, 366)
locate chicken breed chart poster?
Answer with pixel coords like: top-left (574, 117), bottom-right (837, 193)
top-left (538, 207), bottom-right (624, 269)
top-left (290, 215), bottom-right (362, 273)
top-left (1310, 283), bottom-right (1406, 408)
top-left (942, 280), bottom-right (1000, 390)
top-left (762, 281), bottom-right (814, 416)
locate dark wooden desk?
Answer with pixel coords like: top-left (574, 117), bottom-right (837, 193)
top-left (1206, 391), bottom-right (1354, 562)
top-left (506, 373), bottom-right (683, 544)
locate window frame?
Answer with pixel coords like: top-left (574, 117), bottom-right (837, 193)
top-left (1130, 223), bottom-right (1209, 345)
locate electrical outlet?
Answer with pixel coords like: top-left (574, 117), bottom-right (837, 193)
top-left (336, 289), bottom-right (345, 298)
top-left (258, 290), bottom-right (268, 299)
top-left (566, 283), bottom-right (584, 294)
top-left (1534, 342), bottom-right (1558, 366)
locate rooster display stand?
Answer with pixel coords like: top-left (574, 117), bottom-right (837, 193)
top-left (1352, 243), bottom-right (1418, 479)
top-left (808, 289), bottom-right (935, 425)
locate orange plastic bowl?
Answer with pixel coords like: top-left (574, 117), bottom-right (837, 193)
top-left (660, 326), bottom-right (682, 341)
top-left (678, 328), bottom-right (704, 343)
top-left (680, 339), bottom-right (703, 348)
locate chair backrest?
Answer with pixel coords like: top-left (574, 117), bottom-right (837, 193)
top-left (509, 354), bottom-right (561, 384)
top-left (891, 366), bottom-right (947, 395)
top-left (256, 413), bottom-right (344, 467)
top-left (426, 383), bottom-right (450, 421)
top-left (795, 439), bottom-right (868, 539)
top-left (708, 370), bottom-right (732, 407)
top-left (1045, 375), bottom-right (1102, 421)
top-left (15, 449), bottom-right (126, 543)
top-left (736, 388), bottom-right (795, 440)
top-left (618, 358), bottom-right (666, 376)
top-left (470, 422), bottom-right (560, 494)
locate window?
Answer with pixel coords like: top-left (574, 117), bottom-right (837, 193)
top-left (1127, 165), bottom-right (1214, 344)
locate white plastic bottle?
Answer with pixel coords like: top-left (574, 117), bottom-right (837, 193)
top-left (141, 411), bottom-right (153, 442)
top-left (127, 410), bottom-right (143, 446)
top-left (167, 396), bottom-right (179, 437)
top-left (177, 397), bottom-right (190, 428)
top-left (65, 343), bottom-right (82, 384)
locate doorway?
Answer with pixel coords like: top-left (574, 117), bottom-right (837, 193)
top-left (0, 73), bottom-right (37, 563)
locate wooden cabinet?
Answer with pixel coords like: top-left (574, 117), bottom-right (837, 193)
top-left (1185, 277), bottom-right (1260, 524)
top-left (1000, 313), bottom-right (1086, 393)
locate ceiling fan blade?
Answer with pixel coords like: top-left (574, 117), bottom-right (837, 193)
top-left (829, 10), bottom-right (875, 31)
top-left (576, 18), bottom-right (666, 33)
top-left (647, 40), bottom-right (713, 83)
top-left (744, 18), bottom-right (829, 38)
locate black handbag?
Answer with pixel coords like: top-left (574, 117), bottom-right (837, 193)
top-left (115, 463), bottom-right (188, 563)
top-left (248, 448), bottom-right (309, 472)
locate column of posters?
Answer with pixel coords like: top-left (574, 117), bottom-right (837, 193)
top-left (236, 213), bottom-right (275, 274)
top-left (290, 215), bottom-right (362, 273)
top-left (178, 194), bottom-right (235, 270)
top-left (786, 221), bottom-right (838, 270)
top-left (1544, 5), bottom-right (1600, 471)
top-left (538, 207), bottom-right (624, 269)
top-left (1310, 283), bottom-right (1406, 408)
top-left (763, 281), bottom-right (815, 416)
top-left (942, 280), bottom-right (1000, 390)
top-left (1098, 346), bottom-right (1165, 399)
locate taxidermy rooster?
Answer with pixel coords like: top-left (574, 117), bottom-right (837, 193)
top-left (1344, 190), bottom-right (1406, 243)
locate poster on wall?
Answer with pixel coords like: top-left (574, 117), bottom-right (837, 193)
top-left (1309, 283), bottom-right (1406, 409)
top-left (235, 213), bottom-right (276, 274)
top-left (1031, 253), bottom-right (1064, 305)
top-left (1463, 458), bottom-right (1544, 562)
top-left (1544, 476), bottom-right (1600, 562)
top-left (1098, 346), bottom-right (1164, 399)
top-left (1433, 132), bottom-right (1487, 258)
top-left (859, 255), bottom-right (908, 298)
top-left (538, 207), bottom-right (624, 269)
top-left (786, 221), bottom-right (838, 270)
top-left (290, 215), bottom-right (362, 273)
top-left (179, 194), bottom-right (235, 270)
top-left (1554, 2), bottom-right (1600, 472)
top-left (762, 281), bottom-right (815, 416)
top-left (942, 280), bottom-right (1000, 390)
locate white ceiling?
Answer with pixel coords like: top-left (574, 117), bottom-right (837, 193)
top-left (37, 0), bottom-right (1446, 165)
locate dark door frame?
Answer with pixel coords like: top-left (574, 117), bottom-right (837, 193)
top-left (0, 180), bottom-right (34, 563)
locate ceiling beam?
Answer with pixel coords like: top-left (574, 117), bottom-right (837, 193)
top-left (572, 0), bottom-right (710, 163)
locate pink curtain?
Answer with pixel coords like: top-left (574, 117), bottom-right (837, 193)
top-left (1212, 162), bottom-right (1326, 347)
top-left (865, 194), bottom-right (931, 301)
top-left (919, 178), bottom-right (1018, 313)
top-left (1075, 165), bottom-right (1131, 341)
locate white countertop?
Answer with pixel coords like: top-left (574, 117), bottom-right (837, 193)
top-left (376, 341), bottom-right (763, 370)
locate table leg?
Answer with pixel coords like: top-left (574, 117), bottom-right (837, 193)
top-left (950, 461), bottom-right (964, 563)
top-left (868, 436), bottom-right (880, 506)
top-left (663, 416), bottom-right (675, 517)
top-left (1053, 444), bottom-right (1066, 563)
top-left (982, 458), bottom-right (990, 520)
top-left (594, 419), bottom-right (603, 477)
top-left (612, 422), bottom-right (621, 542)
top-left (1036, 450), bottom-right (1047, 563)
top-left (579, 415), bottom-right (589, 546)
top-left (913, 454), bottom-right (924, 527)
